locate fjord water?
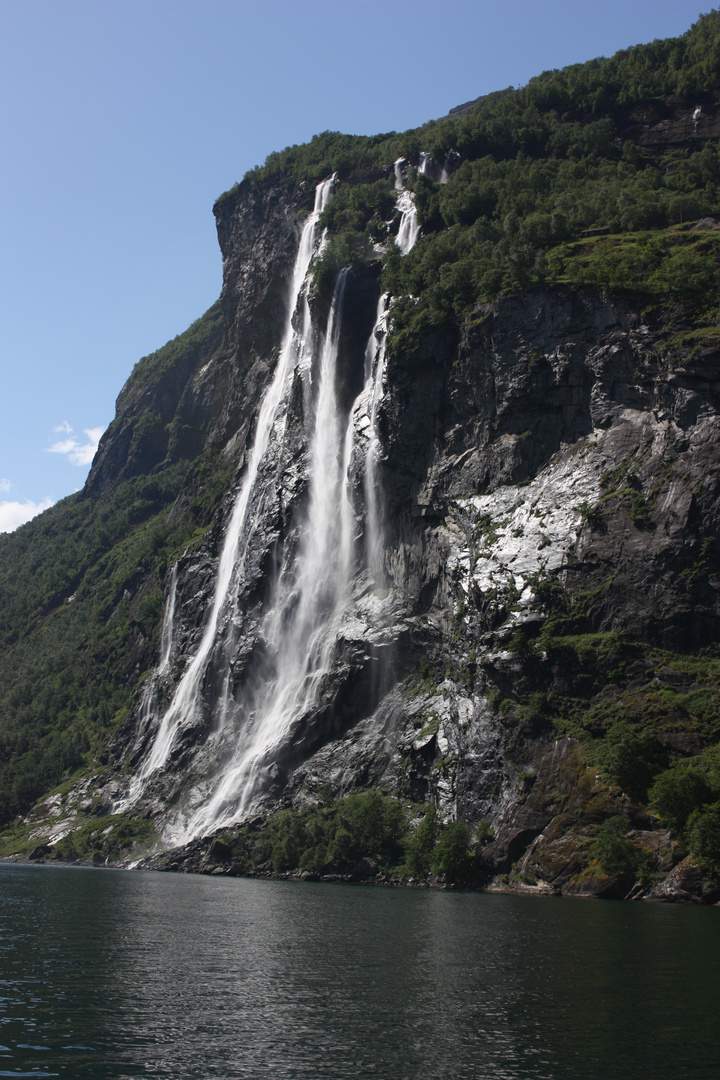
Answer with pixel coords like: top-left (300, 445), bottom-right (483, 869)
top-left (1, 864), bottom-right (717, 1080)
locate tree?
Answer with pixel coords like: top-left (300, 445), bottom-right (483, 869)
top-left (431, 821), bottom-right (472, 883)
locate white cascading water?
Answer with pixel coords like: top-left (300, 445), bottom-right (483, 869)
top-left (418, 151), bottom-right (433, 176)
top-left (127, 159), bottom-right (423, 839)
top-left (394, 159), bottom-right (421, 255)
top-left (395, 150), bottom-right (457, 251)
top-left (363, 295), bottom-right (390, 581)
top-left (124, 558), bottom-right (180, 791)
top-left (158, 561), bottom-right (179, 675)
top-left (396, 191), bottom-right (420, 254)
top-left (128, 175), bottom-right (336, 800)
top-left (185, 270), bottom-right (353, 836)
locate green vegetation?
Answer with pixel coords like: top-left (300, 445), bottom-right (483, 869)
top-left (0, 310), bottom-right (232, 827)
top-left (52, 815), bottom-right (156, 863)
top-left (222, 791), bottom-right (489, 884)
top-left (593, 721), bottom-right (664, 799)
top-left (213, 12), bottom-right (720, 354)
top-left (318, 178), bottom-right (397, 242)
top-left (643, 756), bottom-right (720, 867)
top-left (687, 802), bottom-right (720, 864)
top-left (222, 12), bottom-right (720, 197)
top-left (430, 820), bottom-right (473, 883)
top-left (477, 551), bottom-right (720, 872)
top-left (123, 301), bottom-right (223, 396)
top-left (591, 815), bottom-right (643, 875)
top-left (648, 764), bottom-right (716, 830)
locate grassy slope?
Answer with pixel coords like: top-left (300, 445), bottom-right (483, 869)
top-left (0, 306), bottom-right (231, 826)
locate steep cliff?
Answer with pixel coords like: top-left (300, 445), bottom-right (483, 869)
top-left (3, 13), bottom-right (720, 902)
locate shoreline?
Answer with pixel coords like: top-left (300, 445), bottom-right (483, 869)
top-left (5, 852), bottom-right (719, 906)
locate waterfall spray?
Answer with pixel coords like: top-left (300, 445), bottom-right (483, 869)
top-left (129, 163), bottom-right (412, 840)
top-left (364, 295), bottom-right (390, 581)
top-left (396, 192), bottom-right (420, 255)
top-left (418, 151), bottom-right (433, 176)
top-left (185, 270), bottom-right (352, 835)
top-left (130, 176), bottom-right (335, 794)
top-left (158, 562), bottom-right (179, 676)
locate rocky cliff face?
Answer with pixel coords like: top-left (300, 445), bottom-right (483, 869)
top-left (56, 166), bottom-right (717, 900)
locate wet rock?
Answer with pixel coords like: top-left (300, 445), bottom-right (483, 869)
top-left (562, 872), bottom-right (637, 900)
top-left (349, 858), bottom-right (379, 881)
top-left (646, 858), bottom-right (720, 904)
top-left (27, 794), bottom-right (63, 820)
top-left (207, 838), bottom-right (232, 863)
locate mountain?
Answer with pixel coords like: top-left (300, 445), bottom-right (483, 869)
top-left (2, 12), bottom-right (720, 902)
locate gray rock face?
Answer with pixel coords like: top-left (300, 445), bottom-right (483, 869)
top-left (91, 173), bottom-right (719, 892)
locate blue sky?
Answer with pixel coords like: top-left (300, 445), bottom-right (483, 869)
top-left (0, 0), bottom-right (708, 530)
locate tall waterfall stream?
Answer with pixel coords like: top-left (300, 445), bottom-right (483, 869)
top-left (127, 171), bottom-right (421, 844)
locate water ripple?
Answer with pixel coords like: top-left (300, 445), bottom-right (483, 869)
top-left (0, 864), bottom-right (717, 1079)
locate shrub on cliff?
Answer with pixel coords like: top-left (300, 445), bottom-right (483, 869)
top-left (595, 722), bottom-right (662, 798)
top-left (404, 803), bottom-right (438, 877)
top-left (687, 802), bottom-right (720, 866)
top-left (430, 820), bottom-right (473, 883)
top-left (591, 815), bottom-right (642, 876)
top-left (648, 765), bottom-right (714, 831)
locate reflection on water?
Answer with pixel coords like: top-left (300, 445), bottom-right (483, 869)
top-left (0, 863), bottom-right (717, 1079)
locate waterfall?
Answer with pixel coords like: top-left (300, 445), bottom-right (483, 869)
top-left (418, 150), bottom-right (452, 184)
top-left (127, 165), bottom-right (406, 841)
top-left (396, 191), bottom-right (420, 254)
top-left (130, 175), bottom-right (336, 794)
top-left (393, 156), bottom-right (420, 254)
top-left (158, 561), bottom-right (179, 675)
top-left (418, 151), bottom-right (433, 176)
top-left (364, 295), bottom-right (390, 581)
top-left (185, 270), bottom-right (352, 836)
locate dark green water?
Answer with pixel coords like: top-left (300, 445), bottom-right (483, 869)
top-left (0, 863), bottom-right (718, 1079)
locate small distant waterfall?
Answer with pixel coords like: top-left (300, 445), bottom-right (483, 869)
top-left (186, 270), bottom-right (352, 836)
top-left (419, 150), bottom-right (453, 184)
top-left (394, 156), bottom-right (422, 255)
top-left (418, 151), bottom-right (433, 176)
top-left (113, 560), bottom-right (180, 815)
top-left (131, 175), bottom-right (336, 795)
top-left (158, 561), bottom-right (179, 675)
top-left (396, 191), bottom-right (420, 254)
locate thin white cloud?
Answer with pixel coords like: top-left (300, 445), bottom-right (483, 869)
top-left (0, 478), bottom-right (10, 493)
top-left (48, 425), bottom-right (103, 467)
top-left (0, 498), bottom-right (54, 533)
top-left (50, 438), bottom-right (79, 455)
